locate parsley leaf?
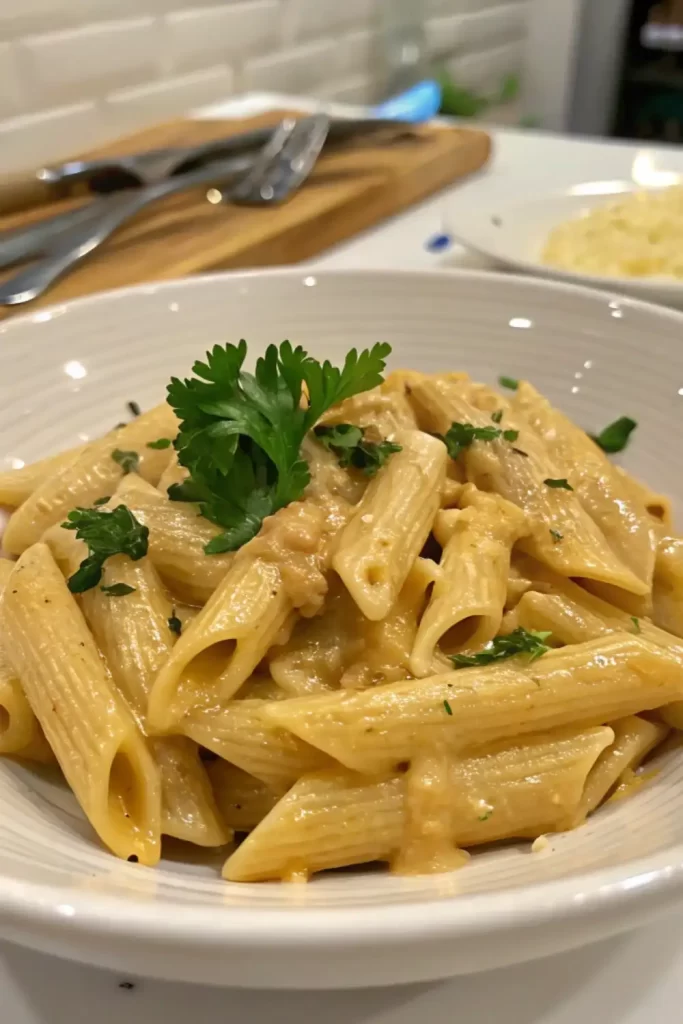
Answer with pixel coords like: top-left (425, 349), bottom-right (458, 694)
top-left (491, 409), bottom-right (503, 424)
top-left (166, 340), bottom-right (391, 554)
top-left (112, 449), bottom-right (139, 474)
top-left (631, 616), bottom-right (641, 634)
top-left (499, 376), bottom-right (519, 390)
top-left (127, 401), bottom-right (141, 417)
top-left (440, 421), bottom-right (519, 460)
top-left (591, 416), bottom-right (637, 454)
top-left (93, 496), bottom-right (110, 506)
top-left (550, 529), bottom-right (563, 543)
top-left (101, 583), bottom-right (136, 597)
top-left (544, 478), bottom-right (573, 490)
top-left (314, 423), bottom-right (402, 477)
top-left (443, 699), bottom-right (453, 715)
top-left (147, 438), bottom-right (172, 450)
top-left (168, 612), bottom-right (182, 636)
top-left (451, 627), bottom-right (552, 668)
top-left (61, 505), bottom-right (149, 593)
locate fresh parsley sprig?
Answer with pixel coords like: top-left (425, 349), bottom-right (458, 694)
top-left (440, 421), bottom-right (518, 460)
top-left (166, 340), bottom-right (391, 554)
top-left (590, 416), bottom-right (637, 454)
top-left (314, 423), bottom-right (402, 477)
top-left (61, 505), bottom-right (149, 593)
top-left (451, 627), bottom-right (552, 668)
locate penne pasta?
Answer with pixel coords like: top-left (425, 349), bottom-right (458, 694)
top-left (3, 345), bottom-right (681, 884)
top-left (333, 429), bottom-right (447, 621)
top-left (3, 404), bottom-right (177, 556)
top-left (224, 725), bottom-right (612, 881)
top-left (407, 377), bottom-right (648, 601)
top-left (207, 759), bottom-right (279, 831)
top-left (183, 698), bottom-right (326, 792)
top-left (45, 520), bottom-right (229, 846)
top-left (149, 492), bottom-right (351, 731)
top-left (652, 534), bottom-right (683, 639)
top-left (558, 715), bottom-right (668, 829)
top-left (0, 445), bottom-right (87, 508)
top-left (512, 381), bottom-right (657, 593)
top-left (410, 486), bottom-right (528, 676)
top-left (264, 634), bottom-right (683, 774)
top-left (0, 559), bottom-right (48, 758)
top-left (0, 544), bottom-right (161, 863)
top-left (114, 474), bottom-right (234, 605)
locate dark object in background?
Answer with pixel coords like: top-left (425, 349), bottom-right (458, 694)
top-left (614, 0), bottom-right (683, 140)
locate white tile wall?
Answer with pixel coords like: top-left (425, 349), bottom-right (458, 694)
top-left (0, 0), bottom-right (532, 172)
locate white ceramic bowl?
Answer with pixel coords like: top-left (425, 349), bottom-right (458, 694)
top-left (447, 184), bottom-right (683, 307)
top-left (1, 268), bottom-right (683, 989)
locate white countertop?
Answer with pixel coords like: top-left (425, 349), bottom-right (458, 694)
top-left (5, 92), bottom-right (683, 1023)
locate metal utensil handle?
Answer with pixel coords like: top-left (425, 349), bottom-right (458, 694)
top-left (0, 153), bottom-right (256, 306)
top-left (0, 203), bottom-right (107, 271)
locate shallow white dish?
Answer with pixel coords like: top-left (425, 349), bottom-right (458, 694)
top-left (447, 183), bottom-right (683, 307)
top-left (1, 267), bottom-right (683, 989)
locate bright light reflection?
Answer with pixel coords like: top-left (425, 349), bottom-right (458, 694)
top-left (64, 360), bottom-right (87, 379)
top-left (32, 311), bottom-right (53, 323)
top-left (303, 276), bottom-right (317, 287)
top-left (509, 317), bottom-right (532, 329)
top-left (8, 457), bottom-right (25, 469)
top-left (631, 152), bottom-right (681, 188)
top-left (569, 180), bottom-right (633, 196)
top-left (169, 302), bottom-right (179, 312)
top-left (584, 360), bottom-right (593, 369)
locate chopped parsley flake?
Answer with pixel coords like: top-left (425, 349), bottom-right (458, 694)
top-left (168, 612), bottom-right (182, 636)
top-left (61, 505), bottom-right (149, 593)
top-left (111, 449), bottom-right (140, 475)
top-left (499, 376), bottom-right (519, 391)
top-left (146, 437), bottom-right (172, 450)
top-left (314, 423), bottom-right (402, 477)
top-left (100, 582), bottom-right (136, 597)
top-left (544, 478), bottom-right (573, 490)
top-left (451, 627), bottom-right (552, 668)
top-left (443, 699), bottom-right (453, 716)
top-left (591, 416), bottom-right (637, 454)
top-left (631, 616), bottom-right (641, 633)
top-left (549, 529), bottom-right (563, 543)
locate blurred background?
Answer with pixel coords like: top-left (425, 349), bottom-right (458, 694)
top-left (4, 0), bottom-right (682, 175)
top-left (1, 0), bottom-right (683, 170)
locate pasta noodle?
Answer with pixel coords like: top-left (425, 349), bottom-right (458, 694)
top-left (0, 353), bottom-right (679, 883)
top-left (3, 404), bottom-right (177, 556)
top-left (0, 544), bottom-right (161, 863)
top-left (224, 726), bottom-right (612, 881)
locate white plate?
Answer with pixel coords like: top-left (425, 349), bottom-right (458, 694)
top-left (446, 183), bottom-right (683, 307)
top-left (1, 268), bottom-right (683, 989)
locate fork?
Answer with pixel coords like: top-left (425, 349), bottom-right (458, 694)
top-left (0, 116), bottom-right (329, 308)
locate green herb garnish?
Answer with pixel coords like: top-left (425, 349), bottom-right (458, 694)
top-left (491, 409), bottom-right (503, 424)
top-left (93, 496), bottom-right (110, 506)
top-left (499, 376), bottom-right (519, 390)
top-left (511, 447), bottom-right (529, 457)
top-left (544, 478), bottom-right (573, 491)
top-left (100, 582), bottom-right (136, 597)
top-left (591, 416), bottom-right (637, 454)
top-left (112, 449), bottom-right (139, 474)
top-left (61, 505), bottom-right (149, 593)
top-left (443, 699), bottom-right (453, 715)
top-left (478, 810), bottom-right (493, 822)
top-left (451, 627), bottom-right (552, 668)
top-left (550, 529), bottom-right (563, 543)
top-left (147, 438), bottom-right (172, 450)
top-left (168, 612), bottom-right (182, 636)
top-left (631, 616), bottom-right (641, 634)
top-left (440, 422), bottom-right (519, 460)
top-left (166, 340), bottom-right (391, 554)
top-left (314, 423), bottom-right (402, 477)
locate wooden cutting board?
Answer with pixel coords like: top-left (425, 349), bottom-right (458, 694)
top-left (0, 110), bottom-right (491, 317)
